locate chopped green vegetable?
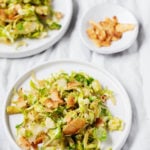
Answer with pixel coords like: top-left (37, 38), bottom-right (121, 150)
top-left (7, 71), bottom-right (123, 149)
top-left (94, 127), bottom-right (107, 141)
top-left (0, 0), bottom-right (62, 44)
top-left (49, 22), bottom-right (61, 30)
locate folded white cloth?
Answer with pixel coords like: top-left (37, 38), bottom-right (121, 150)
top-left (0, 0), bottom-right (150, 149)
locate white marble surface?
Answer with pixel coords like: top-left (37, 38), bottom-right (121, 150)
top-left (0, 0), bottom-right (150, 149)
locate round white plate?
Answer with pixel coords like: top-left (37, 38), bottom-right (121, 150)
top-left (3, 60), bottom-right (132, 150)
top-left (79, 3), bottom-right (139, 54)
top-left (0, 0), bottom-right (73, 58)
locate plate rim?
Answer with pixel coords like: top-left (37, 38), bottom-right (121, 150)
top-left (3, 59), bottom-right (132, 150)
top-left (0, 0), bottom-right (73, 58)
top-left (79, 2), bottom-right (139, 54)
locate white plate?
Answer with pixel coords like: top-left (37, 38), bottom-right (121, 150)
top-left (3, 60), bottom-right (132, 150)
top-left (79, 3), bottom-right (139, 54)
top-left (0, 0), bottom-right (73, 58)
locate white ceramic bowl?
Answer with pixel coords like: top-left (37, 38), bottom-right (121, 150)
top-left (3, 60), bottom-right (132, 150)
top-left (79, 3), bottom-right (139, 54)
top-left (0, 0), bottom-right (73, 58)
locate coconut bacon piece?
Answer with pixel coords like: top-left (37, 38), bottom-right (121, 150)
top-left (66, 96), bottom-right (75, 108)
top-left (63, 118), bottom-right (86, 135)
top-left (67, 81), bottom-right (81, 89)
top-left (18, 136), bottom-right (31, 150)
top-left (50, 90), bottom-right (64, 103)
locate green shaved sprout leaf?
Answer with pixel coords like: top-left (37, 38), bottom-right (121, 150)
top-left (16, 122), bottom-right (23, 129)
top-left (49, 22), bottom-right (61, 30)
top-left (30, 80), bottom-right (37, 89)
top-left (94, 127), bottom-right (107, 142)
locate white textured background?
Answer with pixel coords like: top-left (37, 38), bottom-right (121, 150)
top-left (0, 0), bottom-right (150, 149)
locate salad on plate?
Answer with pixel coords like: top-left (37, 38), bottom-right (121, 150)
top-left (0, 0), bottom-right (62, 44)
top-left (7, 71), bottom-right (123, 150)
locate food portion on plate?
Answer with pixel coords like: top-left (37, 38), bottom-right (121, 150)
top-left (0, 0), bottom-right (63, 44)
top-left (7, 71), bottom-right (123, 150)
top-left (86, 16), bottom-right (135, 47)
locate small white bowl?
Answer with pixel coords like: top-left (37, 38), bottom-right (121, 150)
top-left (79, 3), bottom-right (139, 54)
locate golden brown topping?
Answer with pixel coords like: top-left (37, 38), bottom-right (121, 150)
top-left (100, 94), bottom-right (108, 102)
top-left (18, 136), bottom-right (31, 150)
top-left (50, 90), bottom-right (64, 103)
top-left (55, 11), bottom-right (63, 20)
top-left (116, 24), bottom-right (135, 32)
top-left (0, 9), bottom-right (6, 21)
top-left (34, 133), bottom-right (46, 145)
top-left (44, 99), bottom-right (59, 109)
top-left (64, 115), bottom-right (72, 123)
top-left (67, 81), bottom-right (81, 89)
top-left (67, 96), bottom-right (75, 108)
top-left (63, 118), bottom-right (86, 135)
top-left (87, 16), bottom-right (135, 47)
top-left (95, 118), bottom-right (104, 127)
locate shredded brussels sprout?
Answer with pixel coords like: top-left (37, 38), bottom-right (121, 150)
top-left (0, 0), bottom-right (62, 44)
top-left (7, 71), bottom-right (123, 150)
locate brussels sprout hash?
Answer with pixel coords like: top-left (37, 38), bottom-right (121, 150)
top-left (7, 71), bottom-right (123, 150)
top-left (0, 0), bottom-right (62, 44)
